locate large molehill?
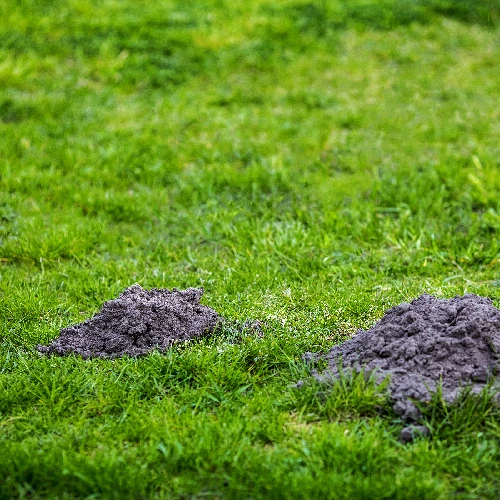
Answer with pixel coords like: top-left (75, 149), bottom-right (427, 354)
top-left (304, 294), bottom-right (500, 420)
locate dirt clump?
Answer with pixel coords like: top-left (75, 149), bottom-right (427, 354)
top-left (399, 425), bottom-right (430, 443)
top-left (37, 285), bottom-right (220, 358)
top-left (304, 294), bottom-right (500, 420)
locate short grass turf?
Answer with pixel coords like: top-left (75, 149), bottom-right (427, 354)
top-left (2, 0), bottom-right (500, 498)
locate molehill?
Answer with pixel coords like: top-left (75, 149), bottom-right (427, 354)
top-left (37, 285), bottom-right (220, 358)
top-left (304, 294), bottom-right (500, 420)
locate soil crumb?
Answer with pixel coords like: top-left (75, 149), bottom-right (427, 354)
top-left (37, 285), bottom-right (220, 358)
top-left (399, 425), bottom-right (429, 443)
top-left (305, 294), bottom-right (500, 420)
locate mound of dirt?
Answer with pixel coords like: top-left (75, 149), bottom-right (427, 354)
top-left (37, 285), bottom-right (220, 358)
top-left (304, 294), bottom-right (500, 420)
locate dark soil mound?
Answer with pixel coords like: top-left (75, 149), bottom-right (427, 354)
top-left (305, 294), bottom-right (500, 420)
top-left (37, 285), bottom-right (220, 358)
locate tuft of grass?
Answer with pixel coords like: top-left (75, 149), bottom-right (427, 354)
top-left (290, 365), bottom-right (392, 422)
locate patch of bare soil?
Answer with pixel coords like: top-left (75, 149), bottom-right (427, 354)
top-left (37, 285), bottom-right (219, 358)
top-left (304, 294), bottom-right (500, 421)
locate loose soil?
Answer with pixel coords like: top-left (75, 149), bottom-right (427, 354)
top-left (37, 285), bottom-right (220, 358)
top-left (304, 294), bottom-right (500, 420)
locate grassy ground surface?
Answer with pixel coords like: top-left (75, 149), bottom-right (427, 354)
top-left (2, 0), bottom-right (500, 498)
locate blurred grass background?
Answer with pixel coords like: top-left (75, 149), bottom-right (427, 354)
top-left (1, 1), bottom-right (500, 498)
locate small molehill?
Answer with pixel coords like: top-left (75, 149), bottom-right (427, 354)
top-left (304, 294), bottom-right (500, 420)
top-left (37, 285), bottom-right (220, 358)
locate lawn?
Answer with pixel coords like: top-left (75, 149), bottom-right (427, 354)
top-left (1, 0), bottom-right (500, 498)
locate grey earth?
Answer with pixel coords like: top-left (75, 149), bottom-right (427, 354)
top-left (399, 425), bottom-right (430, 443)
top-left (304, 294), bottom-right (500, 421)
top-left (37, 285), bottom-right (220, 358)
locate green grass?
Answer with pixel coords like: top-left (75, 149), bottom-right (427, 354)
top-left (2, 0), bottom-right (500, 497)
